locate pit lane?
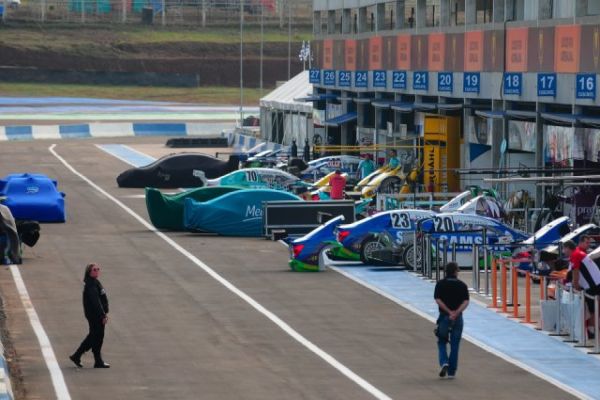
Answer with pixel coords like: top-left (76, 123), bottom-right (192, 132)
top-left (0, 137), bottom-right (574, 400)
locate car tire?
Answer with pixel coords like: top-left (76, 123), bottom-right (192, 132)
top-left (402, 243), bottom-right (422, 270)
top-left (360, 237), bottom-right (386, 265)
top-left (378, 176), bottom-right (402, 194)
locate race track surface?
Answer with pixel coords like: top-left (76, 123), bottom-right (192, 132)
top-left (0, 138), bottom-right (575, 400)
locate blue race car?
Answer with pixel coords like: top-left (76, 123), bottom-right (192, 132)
top-left (332, 209), bottom-right (437, 265)
top-left (0, 173), bottom-right (66, 222)
top-left (289, 215), bottom-right (346, 272)
top-left (183, 188), bottom-right (300, 237)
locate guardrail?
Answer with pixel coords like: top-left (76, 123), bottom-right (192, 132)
top-left (377, 192), bottom-right (463, 211)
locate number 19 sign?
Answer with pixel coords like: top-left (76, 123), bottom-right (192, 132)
top-left (463, 72), bottom-right (480, 94)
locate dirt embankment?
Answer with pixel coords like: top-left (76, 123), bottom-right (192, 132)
top-left (0, 41), bottom-right (304, 87)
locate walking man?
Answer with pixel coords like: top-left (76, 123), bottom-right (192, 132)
top-left (434, 262), bottom-right (469, 379)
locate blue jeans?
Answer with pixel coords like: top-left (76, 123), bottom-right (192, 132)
top-left (437, 314), bottom-right (463, 376)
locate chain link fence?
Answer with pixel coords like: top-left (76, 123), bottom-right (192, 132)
top-left (0, 0), bottom-right (312, 27)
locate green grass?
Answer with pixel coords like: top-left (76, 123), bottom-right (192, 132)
top-left (0, 82), bottom-right (267, 105)
top-left (0, 24), bottom-right (312, 51)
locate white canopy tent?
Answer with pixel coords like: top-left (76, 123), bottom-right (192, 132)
top-left (259, 71), bottom-right (314, 146)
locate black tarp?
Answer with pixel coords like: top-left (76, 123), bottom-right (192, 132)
top-left (117, 153), bottom-right (240, 189)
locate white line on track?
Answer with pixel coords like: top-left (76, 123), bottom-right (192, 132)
top-left (9, 264), bottom-right (71, 400)
top-left (329, 266), bottom-right (591, 400)
top-left (49, 144), bottom-right (392, 400)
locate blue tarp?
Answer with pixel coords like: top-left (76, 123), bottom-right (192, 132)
top-left (183, 189), bottom-right (300, 237)
top-left (0, 173), bottom-right (66, 222)
top-left (323, 112), bottom-right (357, 127)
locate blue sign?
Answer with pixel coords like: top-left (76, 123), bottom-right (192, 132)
top-left (438, 72), bottom-right (453, 93)
top-left (576, 74), bottom-right (596, 100)
top-left (413, 71), bottom-right (428, 91)
top-left (392, 71), bottom-right (407, 89)
top-left (355, 70), bottom-right (368, 88)
top-left (373, 70), bottom-right (387, 88)
top-left (463, 72), bottom-right (480, 93)
top-left (323, 70), bottom-right (336, 86)
top-left (309, 69), bottom-right (321, 84)
top-left (338, 71), bottom-right (351, 87)
top-left (504, 73), bottom-right (522, 96)
top-left (537, 73), bottom-right (556, 97)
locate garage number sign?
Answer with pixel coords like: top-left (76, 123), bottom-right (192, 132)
top-left (323, 70), bottom-right (336, 86)
top-left (309, 69), bottom-right (321, 84)
top-left (463, 72), bottom-right (480, 94)
top-left (355, 71), bottom-right (368, 88)
top-left (438, 72), bottom-right (453, 93)
top-left (392, 71), bottom-right (407, 89)
top-left (338, 71), bottom-right (351, 87)
top-left (576, 74), bottom-right (596, 100)
top-left (413, 71), bottom-right (429, 91)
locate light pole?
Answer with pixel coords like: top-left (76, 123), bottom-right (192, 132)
top-left (240, 0), bottom-right (244, 124)
top-left (287, 0), bottom-right (292, 80)
top-left (260, 1), bottom-right (264, 97)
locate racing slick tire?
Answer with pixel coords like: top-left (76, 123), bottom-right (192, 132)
top-left (360, 237), bottom-right (387, 266)
top-left (402, 243), bottom-right (422, 270)
top-left (378, 177), bottom-right (403, 194)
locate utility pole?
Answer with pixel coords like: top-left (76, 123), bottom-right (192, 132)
top-left (287, 0), bottom-right (292, 80)
top-left (240, 0), bottom-right (244, 124)
top-left (260, 1), bottom-right (264, 97)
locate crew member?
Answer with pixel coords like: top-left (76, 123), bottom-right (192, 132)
top-left (434, 262), bottom-right (470, 379)
top-left (388, 149), bottom-right (400, 169)
top-left (70, 263), bottom-right (110, 368)
top-left (356, 154), bottom-right (375, 180)
top-left (563, 240), bottom-right (600, 338)
top-left (329, 170), bottom-right (346, 200)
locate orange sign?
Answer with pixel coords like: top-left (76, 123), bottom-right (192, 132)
top-left (323, 39), bottom-right (333, 69)
top-left (369, 36), bottom-right (383, 70)
top-left (464, 31), bottom-right (484, 71)
top-left (506, 27), bottom-right (528, 72)
top-left (396, 35), bottom-right (411, 70)
top-left (428, 33), bottom-right (445, 71)
top-left (555, 25), bottom-right (581, 73)
top-left (345, 39), bottom-right (357, 71)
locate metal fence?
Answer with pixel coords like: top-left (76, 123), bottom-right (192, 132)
top-left (0, 0), bottom-right (312, 26)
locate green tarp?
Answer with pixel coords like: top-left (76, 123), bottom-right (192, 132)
top-left (145, 186), bottom-right (242, 230)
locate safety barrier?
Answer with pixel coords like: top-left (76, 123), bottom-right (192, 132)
top-left (376, 192), bottom-right (463, 211)
top-left (489, 254), bottom-right (600, 355)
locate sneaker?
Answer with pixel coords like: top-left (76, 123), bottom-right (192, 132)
top-left (447, 375), bottom-right (455, 380)
top-left (93, 362), bottom-right (110, 368)
top-left (69, 355), bottom-right (82, 368)
top-left (439, 364), bottom-right (448, 378)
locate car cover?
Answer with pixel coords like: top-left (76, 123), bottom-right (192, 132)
top-left (0, 173), bottom-right (66, 222)
top-left (117, 153), bottom-right (240, 189)
top-left (145, 185), bottom-right (243, 231)
top-left (183, 189), bottom-right (301, 237)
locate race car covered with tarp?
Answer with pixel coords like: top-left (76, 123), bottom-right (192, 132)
top-left (117, 153), bottom-right (240, 189)
top-left (145, 186), bottom-right (243, 230)
top-left (0, 173), bottom-right (65, 222)
top-left (183, 188), bottom-right (301, 236)
top-left (204, 168), bottom-right (307, 192)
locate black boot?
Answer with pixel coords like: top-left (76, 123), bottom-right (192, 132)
top-left (69, 354), bottom-right (82, 368)
top-left (93, 353), bottom-right (110, 368)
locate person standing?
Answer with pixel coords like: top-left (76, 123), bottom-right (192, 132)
top-left (329, 170), bottom-right (346, 200)
top-left (387, 149), bottom-right (400, 169)
top-left (563, 240), bottom-right (600, 338)
top-left (70, 263), bottom-right (110, 368)
top-left (0, 204), bottom-right (21, 264)
top-left (356, 154), bottom-right (375, 180)
top-left (434, 262), bottom-right (469, 379)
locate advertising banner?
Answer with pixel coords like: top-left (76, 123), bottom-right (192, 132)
top-left (508, 120), bottom-right (536, 152)
top-left (506, 28), bottom-right (528, 72)
top-left (465, 31), bottom-right (484, 72)
top-left (396, 35), bottom-right (411, 70)
top-left (428, 33), bottom-right (445, 72)
top-left (554, 25), bottom-right (581, 73)
top-left (544, 125), bottom-right (574, 166)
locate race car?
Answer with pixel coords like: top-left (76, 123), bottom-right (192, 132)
top-left (183, 188), bottom-right (301, 237)
top-left (202, 168), bottom-right (308, 192)
top-left (332, 209), bottom-right (437, 265)
top-left (355, 166), bottom-right (406, 198)
top-left (0, 173), bottom-right (66, 222)
top-left (532, 222), bottom-right (600, 274)
top-left (145, 186), bottom-right (243, 230)
top-left (297, 155), bottom-right (362, 180)
top-left (117, 153), bottom-right (240, 189)
top-left (242, 148), bottom-right (287, 168)
top-left (289, 215), bottom-right (346, 272)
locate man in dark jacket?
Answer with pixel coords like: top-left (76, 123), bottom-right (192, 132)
top-left (70, 263), bottom-right (110, 368)
top-left (434, 262), bottom-right (469, 379)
